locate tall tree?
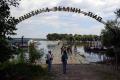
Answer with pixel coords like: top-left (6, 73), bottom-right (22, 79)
top-left (101, 9), bottom-right (120, 69)
top-left (0, 0), bottom-right (20, 63)
top-left (101, 9), bottom-right (120, 48)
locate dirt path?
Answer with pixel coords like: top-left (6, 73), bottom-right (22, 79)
top-left (52, 64), bottom-right (100, 80)
top-left (51, 64), bottom-right (120, 80)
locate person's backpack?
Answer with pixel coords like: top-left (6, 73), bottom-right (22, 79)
top-left (50, 57), bottom-right (53, 60)
top-left (46, 60), bottom-right (48, 64)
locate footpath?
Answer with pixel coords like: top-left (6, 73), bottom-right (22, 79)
top-left (50, 42), bottom-right (120, 80)
top-left (52, 64), bottom-right (101, 80)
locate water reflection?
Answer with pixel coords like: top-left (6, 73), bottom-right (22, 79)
top-left (77, 46), bottom-right (105, 62)
top-left (37, 41), bottom-right (58, 54)
top-left (37, 41), bottom-right (57, 57)
top-left (37, 41), bottom-right (106, 63)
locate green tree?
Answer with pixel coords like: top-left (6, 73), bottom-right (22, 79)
top-left (17, 48), bottom-right (25, 64)
top-left (29, 42), bottom-right (43, 63)
top-left (101, 9), bottom-right (120, 48)
top-left (101, 9), bottom-right (120, 69)
top-left (74, 34), bottom-right (80, 41)
top-left (0, 0), bottom-right (20, 63)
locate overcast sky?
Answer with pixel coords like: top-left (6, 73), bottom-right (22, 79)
top-left (10, 0), bottom-right (120, 38)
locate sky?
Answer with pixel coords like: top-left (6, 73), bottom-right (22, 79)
top-left (10, 0), bottom-right (120, 38)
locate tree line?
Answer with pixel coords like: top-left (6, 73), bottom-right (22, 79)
top-left (47, 33), bottom-right (100, 42)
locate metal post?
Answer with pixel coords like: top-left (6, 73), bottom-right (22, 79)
top-left (20, 36), bottom-right (24, 63)
top-left (21, 36), bottom-right (24, 48)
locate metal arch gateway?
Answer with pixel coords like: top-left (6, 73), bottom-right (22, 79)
top-left (14, 6), bottom-right (106, 25)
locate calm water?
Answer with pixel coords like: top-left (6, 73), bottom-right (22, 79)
top-left (37, 41), bottom-right (106, 63)
top-left (76, 46), bottom-right (106, 62)
top-left (36, 41), bottom-right (58, 62)
top-left (37, 41), bottom-right (58, 54)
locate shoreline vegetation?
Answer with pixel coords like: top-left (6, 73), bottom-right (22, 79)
top-left (0, 62), bottom-right (53, 80)
top-left (2, 38), bottom-right (119, 80)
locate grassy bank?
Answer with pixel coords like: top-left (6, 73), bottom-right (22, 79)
top-left (0, 63), bottom-right (53, 80)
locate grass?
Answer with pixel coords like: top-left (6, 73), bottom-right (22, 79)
top-left (0, 63), bottom-right (54, 80)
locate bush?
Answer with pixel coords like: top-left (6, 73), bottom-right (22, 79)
top-left (29, 43), bottom-right (43, 63)
top-left (0, 63), bottom-right (48, 80)
top-left (106, 48), bottom-right (115, 57)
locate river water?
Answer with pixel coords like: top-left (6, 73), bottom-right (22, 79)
top-left (77, 46), bottom-right (106, 62)
top-left (37, 41), bottom-right (58, 54)
top-left (37, 41), bottom-right (106, 63)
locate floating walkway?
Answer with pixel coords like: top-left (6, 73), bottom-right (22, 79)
top-left (52, 42), bottom-right (89, 64)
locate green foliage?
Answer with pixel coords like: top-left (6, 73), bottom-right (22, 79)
top-left (0, 0), bottom-right (20, 63)
top-left (29, 43), bottom-right (43, 63)
top-left (114, 9), bottom-right (120, 18)
top-left (47, 33), bottom-right (100, 42)
top-left (0, 63), bottom-right (48, 80)
top-left (101, 9), bottom-right (120, 61)
top-left (101, 9), bottom-right (120, 48)
top-left (0, 39), bottom-right (19, 63)
top-left (0, 0), bottom-right (20, 39)
top-left (17, 48), bottom-right (26, 64)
